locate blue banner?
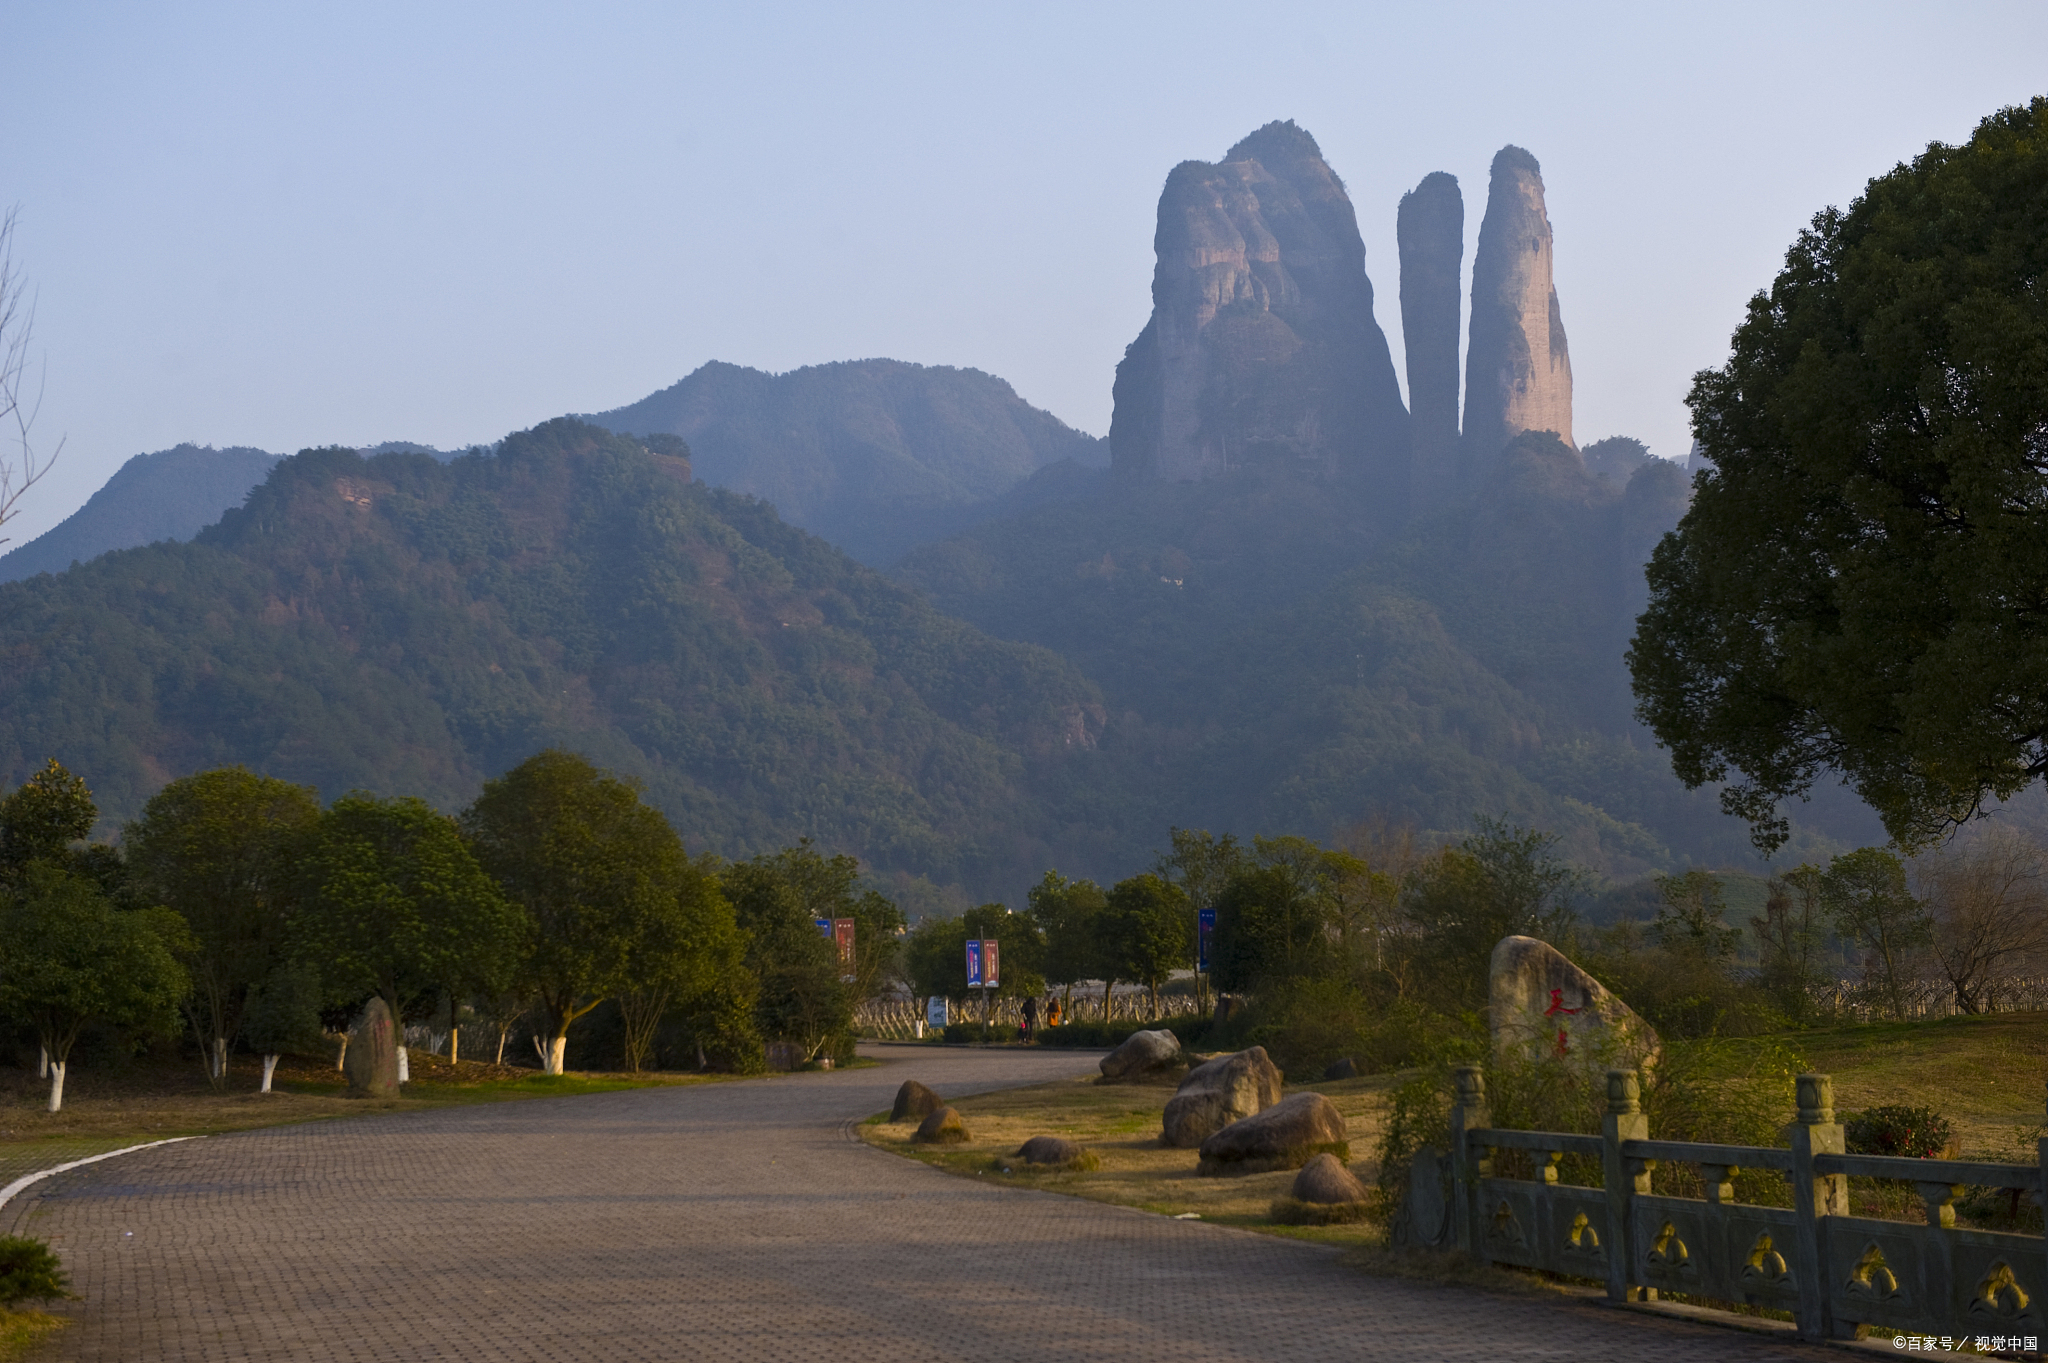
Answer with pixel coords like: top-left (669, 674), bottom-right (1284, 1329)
top-left (964, 937), bottom-right (983, 988)
top-left (1198, 907), bottom-right (1216, 971)
top-left (813, 918), bottom-right (832, 938)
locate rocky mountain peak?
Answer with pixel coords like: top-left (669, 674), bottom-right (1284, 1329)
top-left (1463, 144), bottom-right (1574, 467)
top-left (1109, 122), bottom-right (1407, 493)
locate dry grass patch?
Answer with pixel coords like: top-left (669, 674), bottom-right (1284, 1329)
top-left (0, 1050), bottom-right (740, 1191)
top-left (0, 1308), bottom-right (64, 1362)
top-left (860, 1067), bottom-right (1402, 1247)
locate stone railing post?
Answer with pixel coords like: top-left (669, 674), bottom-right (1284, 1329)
top-left (1787, 1072), bottom-right (1849, 1341)
top-left (1449, 1065), bottom-right (1492, 1261)
top-left (1601, 1068), bottom-right (1652, 1302)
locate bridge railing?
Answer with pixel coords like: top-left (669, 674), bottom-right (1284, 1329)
top-left (1407, 1066), bottom-right (2047, 1350)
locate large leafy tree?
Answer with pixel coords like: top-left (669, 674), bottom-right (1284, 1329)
top-left (0, 758), bottom-right (96, 884)
top-left (1820, 847), bottom-right (1932, 1020)
top-left (123, 767), bottom-right (321, 1087)
top-left (1398, 818), bottom-right (1584, 1011)
top-left (1025, 870), bottom-right (1108, 1004)
top-left (298, 793), bottom-right (523, 1042)
top-left (1101, 873), bottom-right (1190, 1016)
top-left (1630, 98), bottom-right (2048, 851)
top-left (462, 750), bottom-right (697, 1074)
top-left (0, 864), bottom-right (189, 1111)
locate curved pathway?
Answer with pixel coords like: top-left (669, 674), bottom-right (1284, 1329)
top-left (3, 1045), bottom-right (1818, 1361)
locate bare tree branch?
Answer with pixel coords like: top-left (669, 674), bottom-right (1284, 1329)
top-left (0, 206), bottom-right (63, 547)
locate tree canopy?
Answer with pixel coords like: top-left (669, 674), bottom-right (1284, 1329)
top-left (1631, 98), bottom-right (2048, 851)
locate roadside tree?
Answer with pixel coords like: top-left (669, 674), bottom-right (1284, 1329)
top-left (0, 864), bottom-right (188, 1110)
top-left (1820, 848), bottom-right (1933, 1019)
top-left (123, 767), bottom-right (320, 1087)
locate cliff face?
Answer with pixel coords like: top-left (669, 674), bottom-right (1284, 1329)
top-left (1109, 121), bottom-right (1407, 491)
top-left (1397, 172), bottom-right (1464, 510)
top-left (1464, 146), bottom-right (1573, 466)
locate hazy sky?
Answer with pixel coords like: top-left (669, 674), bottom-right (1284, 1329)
top-left (6, 3), bottom-right (2044, 545)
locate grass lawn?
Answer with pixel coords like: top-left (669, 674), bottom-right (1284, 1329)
top-left (861, 1011), bottom-right (2048, 1252)
top-left (859, 1067), bottom-right (1405, 1250)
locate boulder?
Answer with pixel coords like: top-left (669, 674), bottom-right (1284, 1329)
top-left (1490, 935), bottom-right (1660, 1073)
top-left (1322, 1057), bottom-right (1358, 1081)
top-left (1290, 1151), bottom-right (1368, 1205)
top-left (913, 1106), bottom-right (971, 1145)
top-left (1197, 1091), bottom-right (1348, 1175)
top-left (890, 1079), bottom-right (943, 1123)
top-left (1099, 1028), bottom-right (1181, 1081)
top-left (1017, 1135), bottom-right (1086, 1166)
top-left (344, 997), bottom-right (400, 1099)
top-left (1161, 1046), bottom-right (1283, 1148)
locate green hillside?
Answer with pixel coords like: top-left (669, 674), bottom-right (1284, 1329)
top-left (0, 420), bottom-right (1109, 892)
top-left (588, 358), bottom-right (1105, 565)
top-left (898, 432), bottom-right (1884, 874)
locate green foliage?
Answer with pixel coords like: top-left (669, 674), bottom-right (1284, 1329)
top-left (1025, 870), bottom-right (1107, 989)
top-left (1583, 920), bottom-right (1784, 1040)
top-left (1846, 1104), bottom-right (1956, 1159)
top-left (0, 1236), bottom-right (70, 1306)
top-left (0, 758), bottom-right (96, 881)
top-left (721, 844), bottom-right (864, 1061)
top-left (1821, 847), bottom-right (1933, 1019)
top-left (1399, 818), bottom-right (1586, 1012)
top-left (0, 862), bottom-right (190, 1066)
top-left (1750, 867), bottom-right (1831, 1023)
top-left (1631, 97), bottom-right (2048, 852)
top-left (240, 962), bottom-right (326, 1057)
top-left (1652, 869), bottom-right (1739, 958)
top-left (1100, 872), bottom-right (1189, 1006)
top-left (462, 749), bottom-right (699, 1065)
top-left (123, 767), bottom-right (320, 1075)
top-left (299, 792), bottom-right (523, 1024)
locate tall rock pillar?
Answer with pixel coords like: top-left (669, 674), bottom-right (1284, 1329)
top-left (1463, 146), bottom-right (1573, 471)
top-left (1108, 121), bottom-right (1408, 496)
top-left (1398, 172), bottom-right (1463, 511)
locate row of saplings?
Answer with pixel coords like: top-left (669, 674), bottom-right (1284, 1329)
top-left (890, 1028), bottom-right (1368, 1222)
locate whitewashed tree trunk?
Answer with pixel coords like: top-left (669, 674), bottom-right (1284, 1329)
top-left (47, 1060), bottom-right (65, 1112)
top-left (260, 1054), bottom-right (279, 1092)
top-left (38, 1045), bottom-right (48, 1079)
top-left (213, 1035), bottom-right (227, 1081)
top-left (546, 1034), bottom-right (566, 1075)
top-left (397, 1047), bottom-right (409, 1083)
top-left (335, 1034), bottom-right (349, 1070)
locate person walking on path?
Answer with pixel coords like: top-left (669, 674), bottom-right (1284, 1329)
top-left (1021, 995), bottom-right (1038, 1043)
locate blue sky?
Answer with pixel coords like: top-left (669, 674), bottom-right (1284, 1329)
top-left (5, 2), bottom-right (2044, 543)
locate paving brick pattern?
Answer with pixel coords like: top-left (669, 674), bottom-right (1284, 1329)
top-left (3, 1045), bottom-right (1822, 1361)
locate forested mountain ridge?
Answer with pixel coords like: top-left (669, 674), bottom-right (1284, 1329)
top-left (898, 429), bottom-right (1883, 872)
top-left (0, 443), bottom-right (281, 583)
top-left (588, 358), bottom-right (1106, 564)
top-left (0, 420), bottom-right (1109, 892)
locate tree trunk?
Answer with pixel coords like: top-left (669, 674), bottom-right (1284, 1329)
top-left (546, 1034), bottom-right (567, 1075)
top-left (213, 1035), bottom-right (228, 1083)
top-left (449, 1027), bottom-right (459, 1065)
top-left (1101, 978), bottom-right (1113, 1021)
top-left (397, 1047), bottom-right (410, 1083)
top-left (47, 1060), bottom-right (65, 1113)
top-left (335, 1034), bottom-right (348, 1070)
top-left (495, 1027), bottom-right (509, 1065)
top-left (260, 1054), bottom-right (279, 1093)
top-left (37, 1045), bottom-right (47, 1079)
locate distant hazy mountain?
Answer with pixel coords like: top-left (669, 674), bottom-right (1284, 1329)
top-left (588, 359), bottom-right (1106, 565)
top-left (0, 444), bottom-right (282, 583)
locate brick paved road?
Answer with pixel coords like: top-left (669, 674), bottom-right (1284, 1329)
top-left (2, 1044), bottom-right (1823, 1361)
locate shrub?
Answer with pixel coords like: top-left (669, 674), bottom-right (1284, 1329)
top-left (1035, 1017), bottom-right (1213, 1050)
top-left (942, 1022), bottom-right (1020, 1044)
top-left (0, 1236), bottom-right (69, 1307)
top-left (1270, 1195), bottom-right (1374, 1226)
top-left (1845, 1105), bottom-right (1956, 1159)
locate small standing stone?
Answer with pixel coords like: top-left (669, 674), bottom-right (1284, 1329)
top-left (913, 1106), bottom-right (971, 1145)
top-left (344, 998), bottom-right (401, 1099)
top-left (1290, 1151), bottom-right (1368, 1204)
top-left (1017, 1136), bottom-right (1086, 1166)
top-left (1099, 1029), bottom-right (1181, 1081)
top-left (891, 1080), bottom-right (944, 1123)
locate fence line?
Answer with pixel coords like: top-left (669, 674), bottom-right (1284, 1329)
top-left (1807, 975), bottom-right (2048, 1021)
top-left (1403, 1065), bottom-right (2046, 1348)
top-left (853, 988), bottom-right (1206, 1039)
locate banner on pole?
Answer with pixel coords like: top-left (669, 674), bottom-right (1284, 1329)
top-left (1198, 908), bottom-right (1216, 972)
top-left (832, 918), bottom-right (855, 966)
top-left (926, 996), bottom-right (949, 1029)
top-left (813, 918), bottom-right (832, 938)
top-left (983, 939), bottom-right (999, 989)
top-left (965, 938), bottom-right (983, 989)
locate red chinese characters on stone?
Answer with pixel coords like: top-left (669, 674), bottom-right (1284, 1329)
top-left (1543, 988), bottom-right (1581, 1056)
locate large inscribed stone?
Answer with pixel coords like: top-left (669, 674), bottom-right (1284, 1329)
top-left (345, 997), bottom-right (401, 1099)
top-left (1489, 935), bottom-right (1659, 1072)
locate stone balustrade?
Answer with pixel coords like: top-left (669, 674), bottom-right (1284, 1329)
top-left (1407, 1065), bottom-right (2047, 1350)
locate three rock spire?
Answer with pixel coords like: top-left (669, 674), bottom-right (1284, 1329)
top-left (1111, 125), bottom-right (1577, 510)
